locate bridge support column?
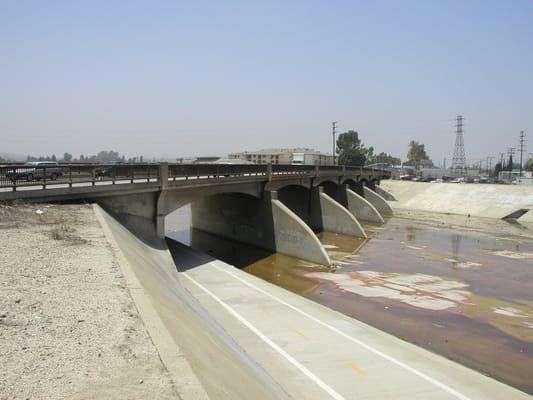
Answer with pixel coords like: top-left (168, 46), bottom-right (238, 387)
top-left (344, 186), bottom-right (384, 224)
top-left (190, 191), bottom-right (331, 266)
top-left (310, 187), bottom-right (367, 238)
top-left (353, 181), bottom-right (365, 197)
top-left (363, 186), bottom-right (393, 215)
top-left (156, 163), bottom-right (169, 238)
top-left (374, 185), bottom-right (397, 201)
top-left (269, 191), bottom-right (331, 265)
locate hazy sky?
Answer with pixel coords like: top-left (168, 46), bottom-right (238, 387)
top-left (1, 1), bottom-right (532, 165)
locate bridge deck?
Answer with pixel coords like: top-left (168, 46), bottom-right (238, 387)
top-left (0, 163), bottom-right (389, 201)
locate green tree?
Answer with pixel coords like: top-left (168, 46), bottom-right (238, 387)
top-left (526, 158), bottom-right (533, 172)
top-left (336, 130), bottom-right (370, 166)
top-left (63, 152), bottom-right (72, 162)
top-left (406, 140), bottom-right (429, 168)
top-left (96, 150), bottom-right (121, 162)
top-left (336, 130), bottom-right (361, 154)
top-left (368, 152), bottom-right (401, 166)
top-left (338, 148), bottom-right (368, 166)
top-left (493, 162), bottom-right (503, 178)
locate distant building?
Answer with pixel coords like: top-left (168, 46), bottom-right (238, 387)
top-left (499, 170), bottom-right (524, 183)
top-left (193, 156), bottom-right (221, 164)
top-left (228, 148), bottom-right (333, 165)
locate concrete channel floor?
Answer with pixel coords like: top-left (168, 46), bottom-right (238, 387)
top-left (171, 242), bottom-right (530, 400)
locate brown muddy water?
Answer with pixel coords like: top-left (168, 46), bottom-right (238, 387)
top-left (167, 207), bottom-right (533, 394)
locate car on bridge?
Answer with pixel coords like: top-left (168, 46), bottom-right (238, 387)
top-left (5, 161), bottom-right (64, 182)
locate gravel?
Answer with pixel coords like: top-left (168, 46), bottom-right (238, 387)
top-left (0, 203), bottom-right (179, 400)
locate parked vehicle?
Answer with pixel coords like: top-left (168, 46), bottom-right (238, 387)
top-left (5, 161), bottom-right (64, 182)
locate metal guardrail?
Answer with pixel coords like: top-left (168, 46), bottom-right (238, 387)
top-left (0, 163), bottom-right (160, 191)
top-left (0, 163), bottom-right (389, 192)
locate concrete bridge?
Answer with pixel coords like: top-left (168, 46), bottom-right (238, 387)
top-left (0, 163), bottom-right (392, 265)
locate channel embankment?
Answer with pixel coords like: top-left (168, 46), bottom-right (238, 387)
top-left (380, 180), bottom-right (533, 219)
top-left (0, 203), bottom-right (205, 400)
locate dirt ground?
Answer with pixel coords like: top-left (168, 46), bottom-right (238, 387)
top-left (0, 203), bottom-right (180, 400)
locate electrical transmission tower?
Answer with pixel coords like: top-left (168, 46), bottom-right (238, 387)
top-left (451, 115), bottom-right (466, 175)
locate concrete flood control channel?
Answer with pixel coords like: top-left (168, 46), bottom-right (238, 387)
top-left (166, 206), bottom-right (533, 396)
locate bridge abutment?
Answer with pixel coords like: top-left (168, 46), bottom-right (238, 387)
top-left (97, 192), bottom-right (166, 248)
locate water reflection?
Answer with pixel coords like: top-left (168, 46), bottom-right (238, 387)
top-left (405, 226), bottom-right (417, 242)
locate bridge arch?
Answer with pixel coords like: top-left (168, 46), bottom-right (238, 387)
top-left (340, 175), bottom-right (359, 184)
top-left (276, 184), bottom-right (312, 224)
top-left (319, 180), bottom-right (340, 199)
top-left (312, 176), bottom-right (339, 187)
top-left (264, 178), bottom-right (312, 192)
top-left (160, 181), bottom-right (262, 216)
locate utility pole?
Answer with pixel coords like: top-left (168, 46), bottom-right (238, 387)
top-left (519, 131), bottom-right (526, 176)
top-left (508, 147), bottom-right (515, 172)
top-left (487, 156), bottom-right (495, 177)
top-left (332, 121), bottom-right (337, 165)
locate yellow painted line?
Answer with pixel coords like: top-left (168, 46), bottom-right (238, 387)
top-left (295, 330), bottom-right (309, 340)
top-left (347, 362), bottom-right (367, 376)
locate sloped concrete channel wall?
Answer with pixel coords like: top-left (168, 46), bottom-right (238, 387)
top-left (94, 205), bottom-right (287, 400)
top-left (380, 180), bottom-right (533, 219)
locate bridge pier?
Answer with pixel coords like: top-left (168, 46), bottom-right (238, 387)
top-left (190, 191), bottom-right (331, 266)
top-left (363, 186), bottom-right (393, 215)
top-left (156, 162), bottom-right (169, 238)
top-left (309, 187), bottom-right (367, 238)
top-left (334, 184), bottom-right (384, 224)
top-left (374, 184), bottom-right (397, 201)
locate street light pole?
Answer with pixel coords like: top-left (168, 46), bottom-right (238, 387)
top-left (332, 121), bottom-right (337, 165)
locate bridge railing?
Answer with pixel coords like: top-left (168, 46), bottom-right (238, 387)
top-left (0, 163), bottom-right (160, 191)
top-left (168, 164), bottom-right (267, 180)
top-left (271, 164), bottom-right (315, 175)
